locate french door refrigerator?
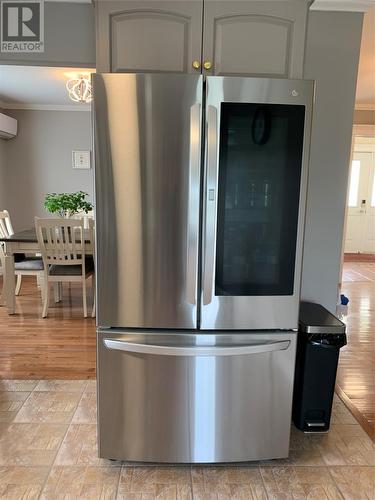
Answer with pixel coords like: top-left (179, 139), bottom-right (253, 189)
top-left (93, 74), bottom-right (314, 463)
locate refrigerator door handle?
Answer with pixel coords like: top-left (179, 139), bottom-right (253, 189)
top-left (203, 105), bottom-right (218, 305)
top-left (186, 103), bottom-right (202, 305)
top-left (103, 338), bottom-right (290, 356)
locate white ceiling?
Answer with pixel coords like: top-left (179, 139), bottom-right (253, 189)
top-left (356, 6), bottom-right (375, 108)
top-left (0, 66), bottom-right (95, 110)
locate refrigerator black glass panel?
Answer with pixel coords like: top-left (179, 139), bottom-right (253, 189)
top-left (215, 103), bottom-right (305, 296)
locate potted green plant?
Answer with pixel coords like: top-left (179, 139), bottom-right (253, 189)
top-left (44, 191), bottom-right (93, 218)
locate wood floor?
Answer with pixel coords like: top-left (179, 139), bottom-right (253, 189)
top-left (0, 277), bottom-right (96, 379)
top-left (0, 267), bottom-right (374, 441)
top-left (338, 261), bottom-right (375, 440)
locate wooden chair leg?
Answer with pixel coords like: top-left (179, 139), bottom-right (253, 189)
top-left (91, 274), bottom-right (96, 318)
top-left (82, 278), bottom-right (88, 318)
top-left (39, 274), bottom-right (45, 301)
top-left (15, 275), bottom-right (22, 296)
top-left (54, 282), bottom-right (62, 303)
top-left (0, 265), bottom-right (4, 306)
top-left (42, 280), bottom-right (50, 318)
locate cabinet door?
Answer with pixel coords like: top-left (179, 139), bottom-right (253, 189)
top-left (202, 1), bottom-right (309, 78)
top-left (96, 0), bottom-right (203, 73)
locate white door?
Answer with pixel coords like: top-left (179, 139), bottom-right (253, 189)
top-left (345, 151), bottom-right (375, 253)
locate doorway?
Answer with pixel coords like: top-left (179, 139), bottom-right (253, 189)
top-left (344, 137), bottom-right (375, 257)
top-left (344, 137), bottom-right (375, 255)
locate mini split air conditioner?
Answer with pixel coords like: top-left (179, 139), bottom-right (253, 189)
top-left (0, 112), bottom-right (17, 139)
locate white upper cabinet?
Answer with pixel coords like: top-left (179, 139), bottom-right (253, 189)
top-left (95, 0), bottom-right (310, 78)
top-left (96, 1), bottom-right (203, 73)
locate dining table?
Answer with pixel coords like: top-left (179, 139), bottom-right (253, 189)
top-left (0, 228), bottom-right (94, 315)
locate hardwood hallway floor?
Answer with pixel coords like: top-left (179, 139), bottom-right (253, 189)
top-left (338, 261), bottom-right (375, 440)
top-left (0, 277), bottom-right (96, 379)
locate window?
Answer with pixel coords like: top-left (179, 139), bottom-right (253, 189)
top-left (348, 160), bottom-right (360, 207)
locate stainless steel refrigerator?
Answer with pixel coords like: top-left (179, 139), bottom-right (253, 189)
top-left (93, 74), bottom-right (314, 463)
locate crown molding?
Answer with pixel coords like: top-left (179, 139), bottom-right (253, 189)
top-left (355, 104), bottom-right (375, 111)
top-left (311, 0), bottom-right (375, 11)
top-left (0, 100), bottom-right (10, 111)
top-left (0, 102), bottom-right (90, 112)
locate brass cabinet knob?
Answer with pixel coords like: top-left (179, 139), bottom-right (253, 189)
top-left (192, 60), bottom-right (201, 70)
top-left (203, 61), bottom-right (212, 70)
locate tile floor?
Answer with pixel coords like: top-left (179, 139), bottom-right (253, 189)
top-left (0, 380), bottom-right (374, 499)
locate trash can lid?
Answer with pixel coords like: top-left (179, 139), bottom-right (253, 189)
top-left (299, 302), bottom-right (346, 334)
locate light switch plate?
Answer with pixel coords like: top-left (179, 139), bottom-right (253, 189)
top-left (72, 150), bottom-right (91, 169)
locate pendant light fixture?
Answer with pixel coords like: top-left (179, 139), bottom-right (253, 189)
top-left (66, 75), bottom-right (93, 104)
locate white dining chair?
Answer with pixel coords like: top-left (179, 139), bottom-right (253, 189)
top-left (35, 217), bottom-right (95, 318)
top-left (0, 210), bottom-right (44, 299)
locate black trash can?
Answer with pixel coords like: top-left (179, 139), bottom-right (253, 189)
top-left (292, 301), bottom-right (347, 432)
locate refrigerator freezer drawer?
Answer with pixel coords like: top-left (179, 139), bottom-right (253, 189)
top-left (97, 330), bottom-right (297, 463)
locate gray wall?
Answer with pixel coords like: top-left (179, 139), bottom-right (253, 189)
top-left (0, 138), bottom-right (7, 209)
top-left (0, 2), bottom-right (95, 67)
top-left (301, 11), bottom-right (363, 312)
top-left (5, 109), bottom-right (93, 231)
